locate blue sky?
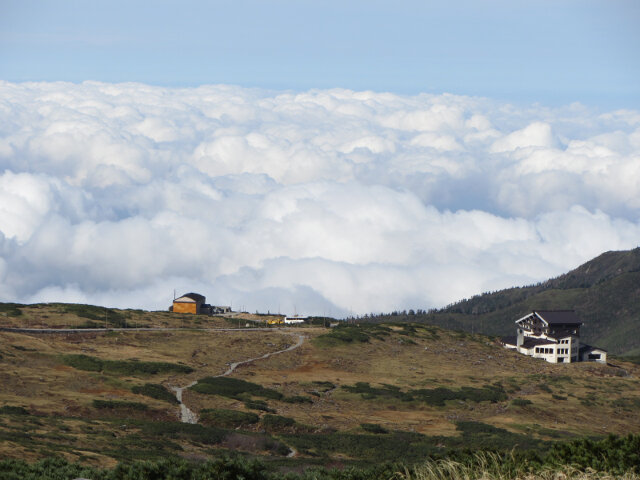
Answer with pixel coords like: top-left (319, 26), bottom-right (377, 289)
top-left (1, 1), bottom-right (640, 313)
top-left (2, 0), bottom-right (639, 107)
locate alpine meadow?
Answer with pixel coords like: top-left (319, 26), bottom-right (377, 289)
top-left (2, 1), bottom-right (640, 478)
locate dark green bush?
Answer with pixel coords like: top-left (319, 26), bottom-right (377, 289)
top-left (244, 400), bottom-right (275, 413)
top-left (262, 414), bottom-right (296, 431)
top-left (511, 398), bottom-right (533, 406)
top-left (0, 303), bottom-right (23, 317)
top-left (0, 435), bottom-right (638, 479)
top-left (0, 405), bottom-right (30, 415)
top-left (139, 421), bottom-right (227, 445)
top-left (342, 382), bottom-right (507, 406)
top-left (360, 423), bottom-right (388, 434)
top-left (546, 434), bottom-right (640, 474)
top-left (620, 355), bottom-right (640, 365)
top-left (56, 303), bottom-right (127, 327)
top-left (611, 397), bottom-right (640, 410)
top-left (132, 383), bottom-right (178, 404)
top-left (0, 457), bottom-right (107, 480)
top-left (192, 377), bottom-right (282, 400)
top-left (62, 354), bottom-right (103, 371)
top-left (93, 399), bottom-right (148, 411)
top-left (284, 430), bottom-right (439, 463)
top-left (455, 421), bottom-right (543, 451)
top-left (62, 354), bottom-right (193, 375)
top-left (311, 381), bottom-right (336, 391)
top-left (313, 324), bottom-right (392, 346)
top-left (199, 408), bottom-right (259, 428)
top-left (282, 395), bottom-right (313, 404)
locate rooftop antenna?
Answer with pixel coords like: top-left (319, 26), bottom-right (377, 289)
top-left (173, 289), bottom-right (176, 300)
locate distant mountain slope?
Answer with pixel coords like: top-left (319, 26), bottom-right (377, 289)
top-left (366, 248), bottom-right (640, 356)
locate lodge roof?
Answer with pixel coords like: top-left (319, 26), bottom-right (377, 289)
top-left (579, 344), bottom-right (607, 354)
top-left (174, 292), bottom-right (205, 303)
top-left (502, 336), bottom-right (556, 348)
top-left (535, 310), bottom-right (583, 326)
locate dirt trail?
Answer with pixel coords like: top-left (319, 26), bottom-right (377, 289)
top-left (172, 333), bottom-right (305, 424)
top-left (0, 325), bottom-right (306, 426)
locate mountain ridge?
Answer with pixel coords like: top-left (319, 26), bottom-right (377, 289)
top-left (365, 247), bottom-right (640, 356)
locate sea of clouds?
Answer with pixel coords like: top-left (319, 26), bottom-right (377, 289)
top-left (1, 81), bottom-right (639, 316)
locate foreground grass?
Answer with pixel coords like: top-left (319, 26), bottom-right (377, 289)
top-left (2, 450), bottom-right (640, 480)
top-left (400, 454), bottom-right (640, 480)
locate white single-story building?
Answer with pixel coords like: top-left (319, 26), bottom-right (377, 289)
top-left (284, 315), bottom-right (307, 324)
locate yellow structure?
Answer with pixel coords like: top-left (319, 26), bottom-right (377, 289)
top-left (172, 293), bottom-right (205, 314)
top-left (267, 317), bottom-right (284, 325)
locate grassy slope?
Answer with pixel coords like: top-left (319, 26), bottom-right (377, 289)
top-left (1, 306), bottom-right (640, 468)
top-left (364, 248), bottom-right (640, 355)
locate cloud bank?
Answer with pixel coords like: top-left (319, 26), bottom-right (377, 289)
top-left (1, 81), bottom-right (639, 315)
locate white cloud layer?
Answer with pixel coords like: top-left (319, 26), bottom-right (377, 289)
top-left (1, 81), bottom-right (639, 315)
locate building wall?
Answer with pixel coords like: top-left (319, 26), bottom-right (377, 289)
top-left (173, 301), bottom-right (198, 314)
top-left (581, 349), bottom-right (607, 363)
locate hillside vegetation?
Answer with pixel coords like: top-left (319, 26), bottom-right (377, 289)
top-left (1, 304), bottom-right (640, 472)
top-left (365, 248), bottom-right (640, 356)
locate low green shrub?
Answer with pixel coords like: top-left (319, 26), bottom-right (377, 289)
top-left (132, 383), bottom-right (178, 404)
top-left (511, 398), bottom-right (533, 406)
top-left (262, 414), bottom-right (296, 431)
top-left (0, 405), bottom-right (30, 415)
top-left (360, 423), bottom-right (388, 434)
top-left (93, 399), bottom-right (148, 411)
top-left (311, 381), bottom-right (336, 391)
top-left (62, 354), bottom-right (193, 375)
top-left (455, 421), bottom-right (543, 451)
top-left (610, 397), bottom-right (640, 410)
top-left (56, 303), bottom-right (127, 327)
top-left (313, 324), bottom-right (392, 346)
top-left (619, 355), bottom-right (640, 365)
top-left (546, 434), bottom-right (640, 474)
top-left (284, 430), bottom-right (440, 463)
top-left (62, 354), bottom-right (103, 371)
top-left (244, 400), bottom-right (275, 413)
top-left (199, 409), bottom-right (259, 428)
top-left (282, 395), bottom-right (313, 404)
top-left (138, 420), bottom-right (227, 445)
top-left (0, 303), bottom-right (23, 317)
top-left (342, 382), bottom-right (507, 406)
top-left (191, 377), bottom-right (282, 400)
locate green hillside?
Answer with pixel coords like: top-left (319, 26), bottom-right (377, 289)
top-left (366, 248), bottom-right (640, 356)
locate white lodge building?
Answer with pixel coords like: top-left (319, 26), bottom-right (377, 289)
top-left (502, 310), bottom-right (607, 364)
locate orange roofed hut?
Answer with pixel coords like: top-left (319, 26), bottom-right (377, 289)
top-left (172, 293), bottom-right (206, 314)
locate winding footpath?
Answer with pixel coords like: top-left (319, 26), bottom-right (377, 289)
top-left (0, 326), bottom-right (305, 425)
top-left (171, 333), bottom-right (305, 424)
